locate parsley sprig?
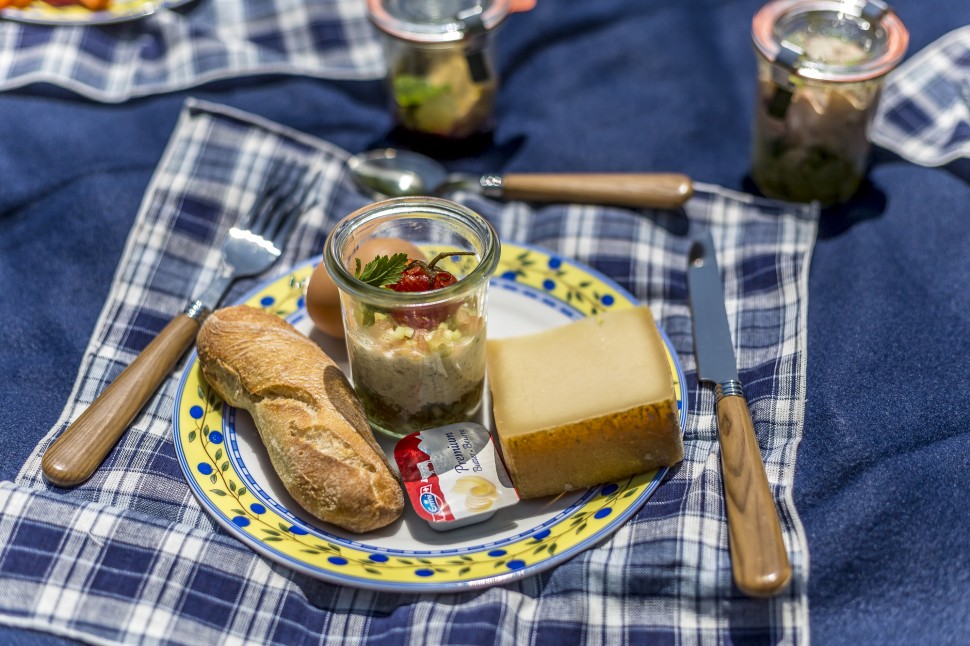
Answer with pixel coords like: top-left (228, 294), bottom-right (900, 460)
top-left (354, 253), bottom-right (410, 287)
top-left (353, 250), bottom-right (476, 291)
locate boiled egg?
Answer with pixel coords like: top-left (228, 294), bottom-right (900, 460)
top-left (305, 237), bottom-right (426, 338)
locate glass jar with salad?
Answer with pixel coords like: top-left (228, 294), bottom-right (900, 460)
top-left (750, 0), bottom-right (908, 206)
top-left (324, 196), bottom-right (501, 439)
top-left (366, 0), bottom-right (511, 141)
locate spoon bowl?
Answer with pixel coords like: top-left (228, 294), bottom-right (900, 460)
top-left (347, 148), bottom-right (694, 209)
top-left (347, 149), bottom-right (449, 199)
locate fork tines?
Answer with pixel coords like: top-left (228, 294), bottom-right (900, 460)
top-left (239, 160), bottom-right (321, 244)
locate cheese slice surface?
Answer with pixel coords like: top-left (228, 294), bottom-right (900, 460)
top-left (486, 306), bottom-right (682, 499)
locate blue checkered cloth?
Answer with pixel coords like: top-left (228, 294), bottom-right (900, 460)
top-left (0, 0), bottom-right (383, 102)
top-left (870, 25), bottom-right (970, 166)
top-left (1, 99), bottom-right (817, 644)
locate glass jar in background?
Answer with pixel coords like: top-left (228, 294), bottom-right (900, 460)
top-left (750, 0), bottom-right (908, 206)
top-left (324, 197), bottom-right (501, 439)
top-left (366, 0), bottom-right (510, 141)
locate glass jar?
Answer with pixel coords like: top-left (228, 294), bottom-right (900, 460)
top-left (324, 197), bottom-right (501, 439)
top-left (366, 0), bottom-right (510, 141)
top-left (750, 0), bottom-right (908, 206)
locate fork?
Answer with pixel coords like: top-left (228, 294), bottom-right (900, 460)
top-left (41, 160), bottom-right (318, 488)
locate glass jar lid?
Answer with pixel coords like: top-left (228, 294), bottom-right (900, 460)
top-left (367, 0), bottom-right (510, 44)
top-left (752, 0), bottom-right (908, 83)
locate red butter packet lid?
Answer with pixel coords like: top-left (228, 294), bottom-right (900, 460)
top-left (394, 422), bottom-right (519, 531)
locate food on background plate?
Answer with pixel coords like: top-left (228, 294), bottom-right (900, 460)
top-left (341, 249), bottom-right (488, 437)
top-left (394, 422), bottom-right (519, 531)
top-left (0, 0), bottom-right (109, 8)
top-left (305, 237), bottom-right (426, 338)
top-left (196, 305), bottom-right (404, 533)
top-left (486, 306), bottom-right (683, 499)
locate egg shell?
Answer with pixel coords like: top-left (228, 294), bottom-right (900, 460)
top-left (305, 237), bottom-right (426, 338)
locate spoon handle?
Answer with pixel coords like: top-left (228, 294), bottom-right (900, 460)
top-left (501, 173), bottom-right (693, 209)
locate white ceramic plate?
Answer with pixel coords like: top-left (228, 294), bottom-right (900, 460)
top-left (173, 242), bottom-right (686, 592)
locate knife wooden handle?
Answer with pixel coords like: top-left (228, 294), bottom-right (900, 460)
top-left (501, 173), bottom-right (693, 209)
top-left (717, 392), bottom-right (792, 597)
top-left (41, 314), bottom-right (202, 488)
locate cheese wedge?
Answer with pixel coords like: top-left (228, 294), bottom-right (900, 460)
top-left (486, 306), bottom-right (683, 499)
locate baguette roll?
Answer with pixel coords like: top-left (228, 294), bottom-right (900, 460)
top-left (196, 305), bottom-right (404, 533)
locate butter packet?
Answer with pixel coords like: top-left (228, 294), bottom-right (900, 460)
top-left (393, 422), bottom-right (519, 531)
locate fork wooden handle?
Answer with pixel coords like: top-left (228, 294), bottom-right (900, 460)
top-left (717, 393), bottom-right (792, 597)
top-left (501, 173), bottom-right (694, 209)
top-left (41, 314), bottom-right (201, 488)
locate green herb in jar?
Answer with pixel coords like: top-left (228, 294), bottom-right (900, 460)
top-left (354, 252), bottom-right (410, 287)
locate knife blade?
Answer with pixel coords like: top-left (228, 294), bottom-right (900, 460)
top-left (687, 232), bottom-right (792, 598)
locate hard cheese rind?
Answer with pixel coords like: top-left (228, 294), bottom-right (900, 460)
top-left (486, 306), bottom-right (683, 499)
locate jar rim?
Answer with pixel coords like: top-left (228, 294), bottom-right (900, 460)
top-left (367, 0), bottom-right (510, 44)
top-left (752, 0), bottom-right (909, 83)
top-left (324, 196), bottom-right (501, 306)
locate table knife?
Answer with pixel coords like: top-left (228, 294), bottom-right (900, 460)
top-left (687, 232), bottom-right (792, 597)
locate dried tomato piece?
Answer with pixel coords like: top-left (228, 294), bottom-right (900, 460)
top-left (388, 266), bottom-right (459, 329)
top-left (432, 272), bottom-right (458, 289)
top-left (382, 251), bottom-right (473, 329)
top-left (389, 265), bottom-right (434, 292)
top-left (392, 307), bottom-right (452, 330)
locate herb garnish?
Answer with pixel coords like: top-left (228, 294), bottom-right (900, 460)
top-left (354, 253), bottom-right (410, 287)
top-left (392, 75), bottom-right (451, 108)
top-left (354, 251), bottom-right (475, 289)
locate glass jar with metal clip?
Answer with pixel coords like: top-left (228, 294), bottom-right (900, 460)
top-left (750, 0), bottom-right (908, 206)
top-left (367, 0), bottom-right (510, 141)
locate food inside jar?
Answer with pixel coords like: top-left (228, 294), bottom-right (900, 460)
top-left (391, 46), bottom-right (496, 139)
top-left (751, 28), bottom-right (885, 205)
top-left (751, 74), bottom-right (881, 206)
top-left (344, 250), bottom-right (487, 436)
top-left (793, 30), bottom-right (871, 66)
top-left (349, 310), bottom-right (486, 435)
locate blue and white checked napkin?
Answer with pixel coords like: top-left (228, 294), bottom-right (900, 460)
top-left (0, 0), bottom-right (384, 102)
top-left (1, 99), bottom-right (817, 644)
top-left (870, 25), bottom-right (970, 166)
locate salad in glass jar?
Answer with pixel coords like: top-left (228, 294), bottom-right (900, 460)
top-left (324, 197), bottom-right (500, 439)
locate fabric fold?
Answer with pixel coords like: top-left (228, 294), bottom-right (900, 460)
top-left (870, 25), bottom-right (970, 166)
top-left (0, 0), bottom-right (385, 102)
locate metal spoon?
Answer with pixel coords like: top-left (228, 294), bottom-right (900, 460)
top-left (347, 148), bottom-right (694, 209)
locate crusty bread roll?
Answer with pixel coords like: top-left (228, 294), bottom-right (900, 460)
top-left (196, 305), bottom-right (404, 533)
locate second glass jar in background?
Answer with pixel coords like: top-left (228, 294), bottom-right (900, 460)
top-left (324, 197), bottom-right (501, 439)
top-left (366, 0), bottom-right (510, 141)
top-left (750, 0), bottom-right (908, 206)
